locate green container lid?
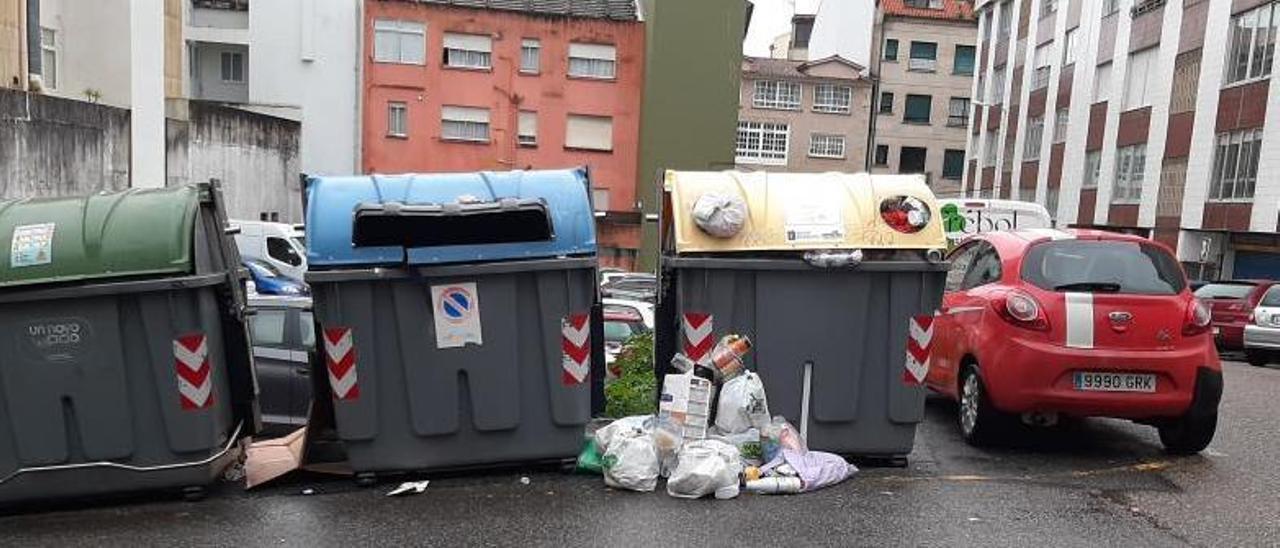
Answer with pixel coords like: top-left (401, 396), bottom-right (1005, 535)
top-left (0, 185), bottom-right (200, 288)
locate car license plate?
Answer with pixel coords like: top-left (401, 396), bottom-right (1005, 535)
top-left (1073, 372), bottom-right (1156, 393)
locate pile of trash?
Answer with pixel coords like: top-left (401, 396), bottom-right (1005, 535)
top-left (577, 334), bottom-right (858, 499)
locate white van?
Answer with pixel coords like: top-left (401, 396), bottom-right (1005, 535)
top-left (231, 221), bottom-right (307, 282)
top-left (939, 199), bottom-right (1053, 244)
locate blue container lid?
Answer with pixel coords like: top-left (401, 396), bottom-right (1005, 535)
top-left (306, 169), bottom-right (598, 267)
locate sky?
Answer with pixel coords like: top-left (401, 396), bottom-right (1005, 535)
top-left (743, 0), bottom-right (823, 57)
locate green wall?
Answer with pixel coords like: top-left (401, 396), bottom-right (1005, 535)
top-left (635, 0), bottom-right (748, 271)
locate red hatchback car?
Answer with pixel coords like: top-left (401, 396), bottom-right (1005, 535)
top-left (926, 229), bottom-right (1222, 454)
top-left (1194, 280), bottom-right (1278, 349)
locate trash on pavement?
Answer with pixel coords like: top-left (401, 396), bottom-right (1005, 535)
top-left (575, 438), bottom-right (606, 475)
top-left (387, 480), bottom-right (430, 497)
top-left (744, 476), bottom-right (803, 495)
top-left (709, 428), bottom-right (764, 467)
top-left (602, 429), bottom-right (660, 492)
top-left (658, 373), bottom-right (713, 441)
top-left (666, 439), bottom-right (743, 500)
top-left (760, 448), bottom-right (858, 493)
top-left (691, 192), bottom-right (748, 238)
top-left (669, 353), bottom-right (696, 374)
top-left (594, 415), bottom-right (654, 453)
top-left (715, 372), bottom-right (770, 434)
top-left (244, 428), bottom-right (308, 489)
top-left (702, 334), bottom-right (752, 383)
top-left (761, 416), bottom-right (806, 463)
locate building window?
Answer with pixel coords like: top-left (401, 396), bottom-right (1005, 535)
top-left (568, 43), bottom-right (617, 79)
top-left (566, 114), bottom-right (614, 151)
top-left (943, 149), bottom-right (965, 179)
top-left (1041, 0), bottom-right (1058, 18)
top-left (1124, 48), bottom-right (1158, 110)
top-left (982, 10), bottom-right (993, 42)
top-left (1053, 108), bottom-right (1069, 143)
top-left (983, 131), bottom-right (999, 166)
top-left (948, 97), bottom-right (969, 126)
top-left (1209, 128), bottom-right (1263, 201)
top-left (1046, 187), bottom-right (1060, 217)
top-left (441, 106), bottom-right (490, 142)
top-left (1113, 144), bottom-right (1147, 202)
top-left (220, 51), bottom-right (245, 83)
top-left (387, 102), bottom-right (407, 138)
top-left (1158, 158), bottom-right (1188, 218)
top-left (1083, 150), bottom-right (1101, 189)
top-left (753, 80), bottom-right (802, 110)
top-left (1103, 0), bottom-right (1121, 16)
top-left (373, 19), bottom-right (425, 65)
top-left (813, 84), bottom-right (853, 114)
top-left (904, 94), bottom-right (932, 124)
top-left (990, 67), bottom-right (1006, 104)
top-left (874, 145), bottom-right (890, 166)
top-left (39, 27), bottom-right (56, 90)
top-left (976, 74), bottom-right (986, 103)
top-left (518, 111), bottom-right (537, 147)
top-left (879, 91), bottom-right (894, 114)
top-left (808, 134), bottom-right (847, 159)
top-left (909, 41), bottom-right (938, 71)
top-left (997, 0), bottom-right (1012, 39)
top-left (792, 16), bottom-right (815, 49)
top-left (1024, 115), bottom-right (1045, 160)
top-left (736, 121), bottom-right (790, 165)
top-left (884, 39), bottom-right (899, 61)
top-left (954, 45), bottom-right (976, 75)
top-left (520, 39), bottom-right (540, 74)
top-left (1226, 3), bottom-right (1278, 86)
top-left (443, 33), bottom-right (493, 70)
top-left (899, 147), bottom-right (927, 174)
top-left (1171, 52), bottom-right (1201, 114)
top-left (904, 0), bottom-right (943, 8)
top-left (1032, 44), bottom-right (1052, 89)
top-left (1093, 62), bottom-right (1113, 103)
top-left (1062, 28), bottom-right (1078, 66)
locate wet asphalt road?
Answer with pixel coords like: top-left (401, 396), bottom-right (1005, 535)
top-left (2, 359), bottom-right (1277, 547)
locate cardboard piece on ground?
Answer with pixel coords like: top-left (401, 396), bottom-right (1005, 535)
top-left (244, 427), bottom-right (307, 489)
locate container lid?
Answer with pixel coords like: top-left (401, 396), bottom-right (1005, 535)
top-left (0, 185), bottom-right (200, 288)
top-left (664, 170), bottom-right (946, 253)
top-left (306, 169), bottom-right (597, 267)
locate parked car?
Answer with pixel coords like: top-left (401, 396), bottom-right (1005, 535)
top-left (926, 229), bottom-right (1221, 454)
top-left (1243, 285), bottom-right (1280, 367)
top-left (599, 267), bottom-right (628, 285)
top-left (602, 297), bottom-right (655, 330)
top-left (601, 274), bottom-right (657, 302)
top-left (1194, 280), bottom-right (1278, 350)
top-left (245, 258), bottom-right (309, 296)
top-left (248, 295), bottom-right (315, 434)
top-left (603, 306), bottom-right (650, 378)
top-left (231, 220), bottom-right (307, 282)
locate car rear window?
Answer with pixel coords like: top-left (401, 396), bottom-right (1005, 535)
top-left (604, 321), bottom-right (634, 342)
top-left (1260, 286), bottom-right (1280, 307)
top-left (1021, 240), bottom-right (1185, 295)
top-left (1194, 283), bottom-right (1256, 300)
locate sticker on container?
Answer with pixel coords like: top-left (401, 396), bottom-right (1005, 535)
top-left (324, 327), bottom-right (359, 401)
top-left (561, 313), bottom-right (590, 385)
top-left (174, 333), bottom-right (214, 410)
top-left (783, 196), bottom-right (844, 243)
top-left (10, 223), bottom-right (56, 268)
top-left (903, 315), bottom-right (934, 385)
top-left (431, 283), bottom-right (483, 348)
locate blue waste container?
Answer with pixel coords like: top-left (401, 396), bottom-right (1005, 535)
top-left (305, 169), bottom-right (601, 476)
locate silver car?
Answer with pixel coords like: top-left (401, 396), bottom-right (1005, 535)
top-left (1243, 285), bottom-right (1280, 367)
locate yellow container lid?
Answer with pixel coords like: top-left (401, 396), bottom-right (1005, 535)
top-left (664, 170), bottom-right (946, 253)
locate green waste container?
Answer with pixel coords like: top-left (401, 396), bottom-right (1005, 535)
top-left (0, 182), bottom-right (258, 505)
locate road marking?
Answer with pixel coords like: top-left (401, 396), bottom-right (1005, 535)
top-left (870, 460), bottom-right (1175, 484)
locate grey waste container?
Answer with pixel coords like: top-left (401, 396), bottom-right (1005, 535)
top-left (656, 171), bottom-right (948, 462)
top-left (305, 169), bottom-right (600, 477)
top-left (0, 182), bottom-right (257, 504)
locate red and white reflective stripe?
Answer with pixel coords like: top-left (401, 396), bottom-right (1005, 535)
top-left (324, 327), bottom-right (360, 401)
top-left (1065, 292), bottom-right (1095, 349)
top-left (174, 333), bottom-right (214, 410)
top-left (682, 312), bottom-right (714, 361)
top-left (562, 313), bottom-right (591, 385)
top-left (903, 315), bottom-right (934, 385)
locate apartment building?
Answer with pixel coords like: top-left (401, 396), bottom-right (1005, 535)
top-left (362, 0), bottom-right (644, 268)
top-left (968, 0), bottom-right (1280, 280)
top-left (870, 0), bottom-right (977, 198)
top-left (735, 54), bottom-right (874, 171)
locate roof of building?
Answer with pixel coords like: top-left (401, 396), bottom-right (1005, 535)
top-left (743, 55), bottom-right (868, 81)
top-left (881, 0), bottom-right (976, 21)
top-left (400, 0), bottom-right (639, 20)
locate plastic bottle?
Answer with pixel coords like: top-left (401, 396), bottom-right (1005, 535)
top-left (745, 477), bottom-right (803, 495)
top-left (707, 334), bottom-right (752, 381)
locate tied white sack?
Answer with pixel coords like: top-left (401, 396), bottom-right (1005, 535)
top-left (691, 193), bottom-right (748, 238)
top-left (594, 415), bottom-right (653, 453)
top-left (602, 429), bottom-right (660, 492)
top-left (666, 439), bottom-right (744, 500)
top-left (715, 372), bottom-right (771, 434)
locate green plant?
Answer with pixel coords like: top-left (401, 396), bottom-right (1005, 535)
top-left (604, 332), bottom-right (656, 418)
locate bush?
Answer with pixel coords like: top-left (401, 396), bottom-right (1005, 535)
top-left (604, 332), bottom-right (657, 418)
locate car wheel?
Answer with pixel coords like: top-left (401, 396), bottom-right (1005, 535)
top-left (1157, 412), bottom-right (1217, 455)
top-left (1245, 350), bottom-right (1270, 368)
top-left (958, 367), bottom-right (1004, 446)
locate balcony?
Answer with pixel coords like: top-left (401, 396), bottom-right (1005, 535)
top-left (191, 0), bottom-right (249, 32)
top-left (908, 58), bottom-right (937, 72)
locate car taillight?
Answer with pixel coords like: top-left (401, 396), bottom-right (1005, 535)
top-left (880, 196), bottom-right (932, 234)
top-left (993, 290), bottom-right (1049, 331)
top-left (1184, 298), bottom-right (1212, 336)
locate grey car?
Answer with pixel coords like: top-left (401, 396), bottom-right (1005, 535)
top-left (248, 295), bottom-right (315, 433)
top-left (1244, 285), bottom-right (1280, 367)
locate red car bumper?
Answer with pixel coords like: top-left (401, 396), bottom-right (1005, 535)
top-left (979, 336), bottom-right (1221, 420)
top-left (1212, 321), bottom-right (1246, 349)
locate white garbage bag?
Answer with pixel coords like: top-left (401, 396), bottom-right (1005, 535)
top-left (692, 193), bottom-right (748, 238)
top-left (594, 415), bottom-right (653, 453)
top-left (602, 429), bottom-right (660, 492)
top-left (666, 439), bottom-right (744, 500)
top-left (715, 372), bottom-right (771, 434)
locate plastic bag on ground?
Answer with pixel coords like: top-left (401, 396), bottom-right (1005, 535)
top-left (709, 427), bottom-right (764, 467)
top-left (761, 416), bottom-right (806, 463)
top-left (594, 415), bottom-right (653, 453)
top-left (715, 372), bottom-right (771, 434)
top-left (759, 449), bottom-right (857, 493)
top-left (602, 429), bottom-right (660, 492)
top-left (666, 439), bottom-right (744, 499)
top-left (691, 193), bottom-right (748, 238)
top-left (575, 438), bottom-right (604, 475)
